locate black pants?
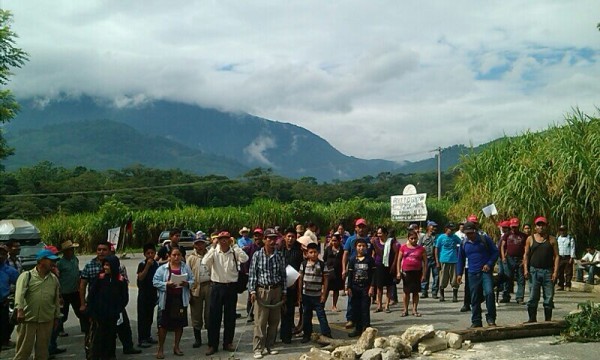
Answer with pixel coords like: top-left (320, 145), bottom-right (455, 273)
top-left (59, 291), bottom-right (83, 332)
top-left (0, 301), bottom-right (8, 346)
top-left (137, 291), bottom-right (156, 344)
top-left (279, 287), bottom-right (297, 342)
top-left (208, 283), bottom-right (238, 349)
top-left (463, 272), bottom-right (470, 307)
top-left (82, 308), bottom-right (134, 352)
top-left (89, 318), bottom-right (118, 360)
top-left (350, 286), bottom-right (371, 332)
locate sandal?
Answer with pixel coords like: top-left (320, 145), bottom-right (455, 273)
top-left (156, 353), bottom-right (165, 359)
top-left (413, 312), bottom-right (422, 317)
top-left (374, 308), bottom-right (383, 313)
top-left (400, 311), bottom-right (408, 317)
top-left (384, 307), bottom-right (391, 313)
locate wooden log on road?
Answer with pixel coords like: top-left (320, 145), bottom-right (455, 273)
top-left (449, 320), bottom-right (566, 342)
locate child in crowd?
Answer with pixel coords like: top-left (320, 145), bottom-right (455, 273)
top-left (324, 233), bottom-right (344, 312)
top-left (346, 238), bottom-right (375, 337)
top-left (136, 243), bottom-right (159, 348)
top-left (88, 255), bottom-right (129, 360)
top-left (396, 230), bottom-right (427, 317)
top-left (298, 243), bottom-right (332, 343)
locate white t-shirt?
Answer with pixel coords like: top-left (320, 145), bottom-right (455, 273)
top-left (581, 251), bottom-right (600, 268)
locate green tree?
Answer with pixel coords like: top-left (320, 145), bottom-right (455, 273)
top-left (0, 10), bottom-right (28, 165)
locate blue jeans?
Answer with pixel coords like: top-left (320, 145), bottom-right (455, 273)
top-left (468, 271), bottom-right (496, 326)
top-left (577, 265), bottom-right (597, 284)
top-left (421, 257), bottom-right (439, 296)
top-left (302, 295), bottom-right (331, 337)
top-left (345, 295), bottom-right (353, 322)
top-left (527, 267), bottom-right (554, 310)
top-left (502, 256), bottom-right (525, 301)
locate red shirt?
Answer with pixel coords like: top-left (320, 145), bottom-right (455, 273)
top-left (502, 231), bottom-right (527, 258)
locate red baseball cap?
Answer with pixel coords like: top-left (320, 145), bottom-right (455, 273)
top-left (355, 218), bottom-right (367, 226)
top-left (499, 220), bottom-right (511, 228)
top-left (217, 231), bottom-right (231, 239)
top-left (509, 218), bottom-right (520, 227)
top-left (534, 216), bottom-right (548, 225)
top-left (253, 228), bottom-right (263, 234)
top-left (467, 214), bottom-right (478, 223)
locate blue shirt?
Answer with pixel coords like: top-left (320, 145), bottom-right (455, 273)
top-left (435, 233), bottom-right (462, 263)
top-left (457, 234), bottom-right (499, 275)
top-left (343, 234), bottom-right (372, 259)
top-left (0, 262), bottom-right (19, 300)
top-left (237, 236), bottom-right (253, 248)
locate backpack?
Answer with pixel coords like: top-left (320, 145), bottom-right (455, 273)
top-left (460, 232), bottom-right (496, 266)
top-left (301, 259), bottom-right (326, 279)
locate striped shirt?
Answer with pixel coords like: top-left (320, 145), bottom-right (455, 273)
top-left (299, 260), bottom-right (329, 297)
top-left (247, 248), bottom-right (287, 294)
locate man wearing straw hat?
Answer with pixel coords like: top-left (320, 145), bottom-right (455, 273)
top-left (238, 227), bottom-right (253, 248)
top-left (247, 228), bottom-right (287, 359)
top-left (56, 240), bottom-right (83, 337)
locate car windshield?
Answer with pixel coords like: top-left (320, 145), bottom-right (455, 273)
top-left (19, 243), bottom-right (45, 257)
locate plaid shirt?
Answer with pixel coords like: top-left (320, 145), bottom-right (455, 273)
top-left (81, 257), bottom-right (129, 286)
top-left (247, 248), bottom-right (287, 294)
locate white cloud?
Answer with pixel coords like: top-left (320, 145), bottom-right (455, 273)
top-left (4, 0), bottom-right (600, 161)
top-left (243, 134), bottom-right (277, 167)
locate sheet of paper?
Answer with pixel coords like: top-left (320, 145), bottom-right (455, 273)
top-left (482, 203), bottom-right (498, 217)
top-left (286, 265), bottom-right (300, 287)
top-left (171, 273), bottom-right (187, 286)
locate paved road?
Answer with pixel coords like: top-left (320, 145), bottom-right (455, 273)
top-left (1, 252), bottom-right (598, 360)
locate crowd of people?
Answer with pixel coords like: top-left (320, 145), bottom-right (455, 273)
top-left (0, 215), bottom-right (598, 359)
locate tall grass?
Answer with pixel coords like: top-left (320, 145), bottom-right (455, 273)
top-left (36, 198), bottom-right (451, 251)
top-left (449, 109), bottom-right (600, 246)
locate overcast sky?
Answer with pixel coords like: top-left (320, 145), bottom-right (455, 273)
top-left (5, 0), bottom-right (600, 162)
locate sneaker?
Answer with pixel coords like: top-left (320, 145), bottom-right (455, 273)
top-left (138, 342), bottom-right (152, 348)
top-left (487, 321), bottom-right (497, 327)
top-left (421, 292), bottom-right (428, 298)
top-left (460, 305), bottom-right (471, 312)
top-left (146, 337), bottom-right (158, 344)
top-left (58, 331), bottom-right (69, 337)
top-left (469, 323), bottom-right (483, 328)
top-left (432, 294), bottom-right (439, 299)
top-left (499, 298), bottom-right (510, 303)
top-left (300, 337), bottom-right (311, 343)
top-left (254, 351), bottom-right (264, 359)
top-left (344, 320), bottom-right (354, 329)
top-left (264, 349), bottom-right (279, 355)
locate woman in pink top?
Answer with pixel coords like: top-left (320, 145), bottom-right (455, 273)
top-left (396, 230), bottom-right (427, 317)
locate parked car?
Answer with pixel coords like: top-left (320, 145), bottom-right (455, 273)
top-left (0, 219), bottom-right (46, 271)
top-left (157, 229), bottom-right (195, 248)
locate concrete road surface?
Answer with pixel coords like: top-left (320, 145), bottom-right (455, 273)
top-left (1, 252), bottom-right (598, 360)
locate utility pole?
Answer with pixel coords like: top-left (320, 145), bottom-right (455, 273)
top-left (437, 147), bottom-right (441, 201)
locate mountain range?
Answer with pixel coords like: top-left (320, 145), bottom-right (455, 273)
top-left (3, 96), bottom-right (481, 181)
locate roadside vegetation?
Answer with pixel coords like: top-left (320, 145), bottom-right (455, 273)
top-left (450, 109), bottom-right (600, 249)
top-left (561, 301), bottom-right (600, 342)
top-left (36, 197), bottom-right (451, 251)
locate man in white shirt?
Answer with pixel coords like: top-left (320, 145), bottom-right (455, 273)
top-left (202, 231), bottom-right (249, 356)
top-left (556, 225), bottom-right (576, 291)
top-left (576, 245), bottom-right (600, 284)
